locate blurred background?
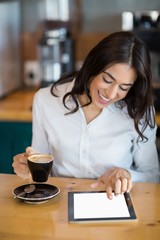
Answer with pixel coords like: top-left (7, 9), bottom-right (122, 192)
top-left (0, 0), bottom-right (160, 173)
top-left (0, 0), bottom-right (160, 92)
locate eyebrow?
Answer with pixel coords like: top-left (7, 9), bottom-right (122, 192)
top-left (103, 71), bottom-right (134, 87)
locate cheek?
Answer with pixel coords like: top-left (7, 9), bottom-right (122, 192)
top-left (90, 79), bottom-right (101, 92)
top-left (118, 91), bottom-right (129, 99)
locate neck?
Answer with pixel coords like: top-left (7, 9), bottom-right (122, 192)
top-left (78, 94), bottom-right (102, 123)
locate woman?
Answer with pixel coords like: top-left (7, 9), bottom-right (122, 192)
top-left (13, 31), bottom-right (160, 199)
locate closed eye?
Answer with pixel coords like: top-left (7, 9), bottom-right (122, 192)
top-left (102, 77), bottom-right (112, 84)
top-left (103, 71), bottom-right (134, 90)
top-left (119, 86), bottom-right (131, 91)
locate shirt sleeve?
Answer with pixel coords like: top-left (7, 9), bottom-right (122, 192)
top-left (129, 124), bottom-right (160, 183)
top-left (31, 90), bottom-right (50, 154)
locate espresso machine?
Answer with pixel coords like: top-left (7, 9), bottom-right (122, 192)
top-left (38, 22), bottom-right (75, 87)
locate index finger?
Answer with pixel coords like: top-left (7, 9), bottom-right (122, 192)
top-left (25, 147), bottom-right (36, 157)
top-left (126, 179), bottom-right (132, 192)
top-left (13, 153), bottom-right (26, 163)
top-left (106, 186), bottom-right (113, 200)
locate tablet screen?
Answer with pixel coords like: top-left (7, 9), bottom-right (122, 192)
top-left (68, 191), bottom-right (137, 222)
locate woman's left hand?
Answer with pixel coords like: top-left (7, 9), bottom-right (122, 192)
top-left (90, 167), bottom-right (132, 199)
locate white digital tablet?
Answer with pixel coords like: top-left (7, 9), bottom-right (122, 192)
top-left (68, 191), bottom-right (137, 223)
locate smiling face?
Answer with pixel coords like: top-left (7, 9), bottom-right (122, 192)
top-left (88, 63), bottom-right (137, 111)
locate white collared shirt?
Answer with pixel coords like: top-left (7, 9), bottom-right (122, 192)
top-left (32, 82), bottom-right (160, 182)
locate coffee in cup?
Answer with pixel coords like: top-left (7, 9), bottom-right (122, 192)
top-left (27, 153), bottom-right (54, 182)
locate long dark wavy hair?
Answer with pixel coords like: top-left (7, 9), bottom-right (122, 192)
top-left (51, 31), bottom-right (155, 142)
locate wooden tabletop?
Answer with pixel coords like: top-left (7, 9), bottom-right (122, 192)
top-left (0, 174), bottom-right (160, 240)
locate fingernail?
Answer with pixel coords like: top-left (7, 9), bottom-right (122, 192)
top-left (28, 151), bottom-right (34, 155)
top-left (90, 182), bottom-right (99, 188)
top-left (108, 195), bottom-right (113, 200)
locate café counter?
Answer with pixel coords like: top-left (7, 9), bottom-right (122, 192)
top-left (0, 89), bottom-right (36, 173)
top-left (0, 174), bottom-right (160, 240)
top-left (0, 89), bottom-right (36, 122)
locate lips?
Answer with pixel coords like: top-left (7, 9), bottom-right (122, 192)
top-left (98, 91), bottom-right (111, 104)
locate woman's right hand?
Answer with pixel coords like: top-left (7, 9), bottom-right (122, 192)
top-left (12, 146), bottom-right (36, 179)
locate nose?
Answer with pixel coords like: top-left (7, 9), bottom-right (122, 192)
top-left (107, 86), bottom-right (119, 99)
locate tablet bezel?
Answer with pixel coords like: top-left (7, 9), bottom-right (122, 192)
top-left (68, 191), bottom-right (137, 223)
